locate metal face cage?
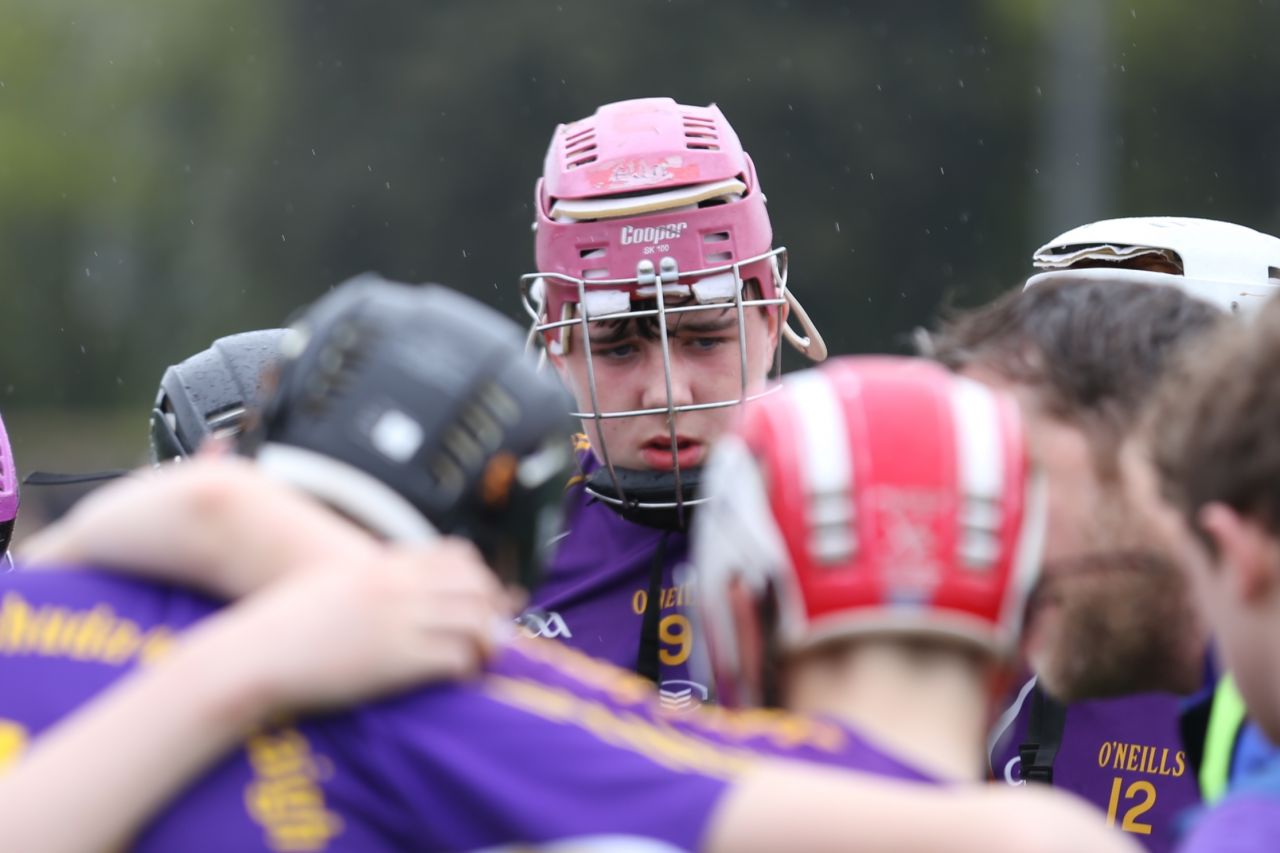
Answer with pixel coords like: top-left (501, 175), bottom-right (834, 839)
top-left (521, 247), bottom-right (825, 522)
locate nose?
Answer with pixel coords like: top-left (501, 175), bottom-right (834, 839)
top-left (639, 343), bottom-right (694, 417)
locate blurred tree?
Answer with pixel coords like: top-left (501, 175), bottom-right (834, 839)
top-left (1, 0), bottom-right (1279, 481)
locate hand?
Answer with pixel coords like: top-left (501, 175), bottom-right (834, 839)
top-left (182, 539), bottom-right (509, 724)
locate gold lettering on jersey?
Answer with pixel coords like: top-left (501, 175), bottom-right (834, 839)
top-left (630, 583), bottom-right (694, 615)
top-left (244, 728), bottom-right (344, 851)
top-left (1095, 740), bottom-right (1186, 778)
top-left (0, 593), bottom-right (174, 667)
top-left (486, 674), bottom-right (756, 779)
top-left (0, 718), bottom-right (28, 773)
top-left (510, 639), bottom-right (848, 755)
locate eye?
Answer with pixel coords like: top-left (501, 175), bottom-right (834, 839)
top-left (594, 342), bottom-right (638, 360)
top-left (689, 336), bottom-right (730, 352)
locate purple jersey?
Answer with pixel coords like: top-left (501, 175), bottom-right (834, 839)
top-left (528, 438), bottom-right (705, 706)
top-left (0, 567), bottom-right (933, 852)
top-left (991, 677), bottom-right (1201, 853)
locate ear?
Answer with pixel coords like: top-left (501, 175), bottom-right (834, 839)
top-left (1198, 503), bottom-right (1276, 604)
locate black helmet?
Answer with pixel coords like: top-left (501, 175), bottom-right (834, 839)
top-left (240, 275), bottom-right (574, 590)
top-left (149, 329), bottom-right (287, 462)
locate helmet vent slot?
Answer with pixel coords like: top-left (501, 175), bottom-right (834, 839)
top-left (564, 132), bottom-right (598, 170)
top-left (682, 114), bottom-right (721, 150)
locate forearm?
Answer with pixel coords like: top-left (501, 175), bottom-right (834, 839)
top-left (19, 458), bottom-right (379, 598)
top-left (0, 617), bottom-right (275, 853)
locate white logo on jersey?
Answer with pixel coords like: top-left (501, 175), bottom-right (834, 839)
top-left (517, 610), bottom-right (573, 640)
top-left (1003, 755), bottom-right (1025, 786)
top-left (657, 679), bottom-right (708, 712)
top-left (620, 222), bottom-right (688, 246)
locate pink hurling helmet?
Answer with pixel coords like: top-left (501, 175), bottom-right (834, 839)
top-left (0, 410), bottom-right (18, 559)
top-left (521, 98), bottom-right (826, 527)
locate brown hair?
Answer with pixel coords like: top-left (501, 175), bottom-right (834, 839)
top-left (1147, 295), bottom-right (1280, 546)
top-left (926, 278), bottom-right (1224, 466)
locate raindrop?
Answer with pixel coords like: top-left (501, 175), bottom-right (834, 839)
top-left (869, 171), bottom-right (876, 181)
top-left (84, 268), bottom-right (91, 277)
top-left (385, 181), bottom-right (391, 189)
top-left (939, 166), bottom-right (946, 175)
top-left (957, 78), bottom-right (965, 89)
top-left (281, 234), bottom-right (287, 242)
top-left (80, 345), bottom-right (86, 355)
top-left (462, 249), bottom-right (469, 258)
top-left (834, 222), bottom-right (841, 233)
top-left (1034, 86), bottom-right (1043, 96)
top-left (311, 148), bottom-right (317, 156)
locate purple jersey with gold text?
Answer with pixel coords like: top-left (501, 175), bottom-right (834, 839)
top-left (991, 678), bottom-right (1201, 853)
top-left (0, 567), bottom-right (935, 852)
top-left (527, 438), bottom-right (706, 707)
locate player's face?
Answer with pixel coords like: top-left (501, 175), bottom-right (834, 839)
top-left (552, 296), bottom-right (778, 472)
top-left (965, 372), bottom-right (1206, 701)
top-left (1120, 438), bottom-right (1278, 736)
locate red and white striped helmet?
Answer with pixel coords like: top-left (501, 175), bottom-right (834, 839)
top-left (692, 356), bottom-right (1046, 708)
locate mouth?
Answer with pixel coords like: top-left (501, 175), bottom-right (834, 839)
top-left (639, 435), bottom-right (705, 471)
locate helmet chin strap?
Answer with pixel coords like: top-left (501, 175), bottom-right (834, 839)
top-left (585, 465), bottom-right (706, 532)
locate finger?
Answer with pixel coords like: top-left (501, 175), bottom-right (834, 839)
top-left (405, 596), bottom-right (506, 659)
top-left (404, 633), bottom-right (488, 681)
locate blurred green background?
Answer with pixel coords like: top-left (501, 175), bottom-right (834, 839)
top-left (4, 0), bottom-right (1280, 530)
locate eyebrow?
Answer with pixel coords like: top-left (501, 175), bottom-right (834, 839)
top-left (586, 310), bottom-right (739, 346)
top-left (673, 313), bottom-right (738, 335)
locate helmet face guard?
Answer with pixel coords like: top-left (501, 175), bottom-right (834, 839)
top-left (522, 249), bottom-right (817, 525)
top-left (523, 98), bottom-right (825, 528)
top-left (691, 357), bottom-right (1047, 709)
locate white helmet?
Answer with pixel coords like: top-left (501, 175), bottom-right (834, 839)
top-left (1025, 216), bottom-right (1280, 313)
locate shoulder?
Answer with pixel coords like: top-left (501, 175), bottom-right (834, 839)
top-left (0, 566), bottom-right (217, 630)
top-left (313, 640), bottom-right (739, 851)
top-left (1180, 791), bottom-right (1280, 853)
